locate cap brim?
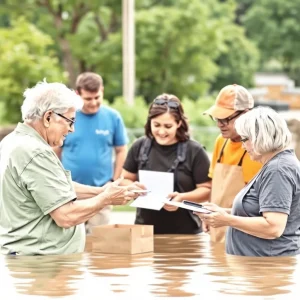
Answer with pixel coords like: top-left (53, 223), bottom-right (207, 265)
top-left (203, 105), bottom-right (236, 119)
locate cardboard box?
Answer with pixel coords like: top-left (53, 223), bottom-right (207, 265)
top-left (91, 224), bottom-right (154, 254)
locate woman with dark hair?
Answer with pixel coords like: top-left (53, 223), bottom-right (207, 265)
top-left (122, 93), bottom-right (211, 234)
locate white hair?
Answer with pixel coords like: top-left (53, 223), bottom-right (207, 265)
top-left (21, 80), bottom-right (83, 121)
top-left (235, 106), bottom-right (292, 155)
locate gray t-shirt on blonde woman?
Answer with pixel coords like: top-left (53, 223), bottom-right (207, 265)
top-left (226, 149), bottom-right (300, 256)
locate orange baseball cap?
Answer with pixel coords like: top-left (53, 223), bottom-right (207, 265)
top-left (203, 84), bottom-right (254, 119)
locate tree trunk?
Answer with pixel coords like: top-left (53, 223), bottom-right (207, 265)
top-left (39, 2), bottom-right (79, 88)
top-left (59, 37), bottom-right (78, 88)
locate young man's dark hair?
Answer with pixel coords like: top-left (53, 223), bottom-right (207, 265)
top-left (75, 72), bottom-right (103, 94)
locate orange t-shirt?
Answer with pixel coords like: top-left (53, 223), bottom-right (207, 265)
top-left (208, 135), bottom-right (262, 183)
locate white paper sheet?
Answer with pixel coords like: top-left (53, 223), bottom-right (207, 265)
top-left (130, 170), bottom-right (174, 210)
top-left (162, 200), bottom-right (212, 214)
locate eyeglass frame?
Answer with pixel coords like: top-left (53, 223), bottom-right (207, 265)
top-left (240, 137), bottom-right (249, 143)
top-left (53, 112), bottom-right (76, 128)
top-left (210, 110), bottom-right (244, 126)
top-left (153, 98), bottom-right (180, 109)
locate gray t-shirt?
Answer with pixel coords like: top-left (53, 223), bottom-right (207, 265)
top-left (0, 123), bottom-right (85, 255)
top-left (226, 149), bottom-right (300, 256)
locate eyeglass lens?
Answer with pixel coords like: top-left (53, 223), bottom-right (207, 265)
top-left (154, 98), bottom-right (179, 108)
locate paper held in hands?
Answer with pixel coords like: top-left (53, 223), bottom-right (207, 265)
top-left (130, 170), bottom-right (174, 210)
top-left (162, 200), bottom-right (212, 214)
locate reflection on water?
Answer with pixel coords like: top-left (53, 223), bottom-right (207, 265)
top-left (2, 253), bottom-right (85, 298)
top-left (1, 234), bottom-right (299, 299)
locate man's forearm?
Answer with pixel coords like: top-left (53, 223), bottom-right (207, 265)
top-left (73, 181), bottom-right (105, 200)
top-left (51, 192), bottom-right (111, 228)
top-left (113, 147), bottom-right (127, 180)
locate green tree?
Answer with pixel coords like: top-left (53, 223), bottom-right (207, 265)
top-left (0, 18), bottom-right (65, 123)
top-left (234, 0), bottom-right (255, 25)
top-left (135, 0), bottom-right (257, 101)
top-left (1, 0), bottom-right (259, 104)
top-left (243, 0), bottom-right (300, 84)
top-left (210, 24), bottom-right (259, 91)
top-left (0, 0), bottom-right (123, 96)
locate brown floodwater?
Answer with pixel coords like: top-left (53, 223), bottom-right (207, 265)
top-left (1, 234), bottom-right (299, 299)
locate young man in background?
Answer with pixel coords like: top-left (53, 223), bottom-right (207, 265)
top-left (55, 72), bottom-right (128, 232)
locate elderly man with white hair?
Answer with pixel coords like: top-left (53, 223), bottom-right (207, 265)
top-left (0, 81), bottom-right (142, 256)
top-left (196, 106), bottom-right (300, 257)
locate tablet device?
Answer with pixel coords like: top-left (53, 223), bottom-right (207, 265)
top-left (182, 201), bottom-right (212, 214)
top-left (162, 200), bottom-right (212, 214)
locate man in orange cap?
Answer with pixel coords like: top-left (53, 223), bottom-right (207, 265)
top-left (203, 84), bottom-right (262, 242)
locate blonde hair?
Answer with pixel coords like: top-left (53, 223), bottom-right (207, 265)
top-left (235, 106), bottom-right (292, 154)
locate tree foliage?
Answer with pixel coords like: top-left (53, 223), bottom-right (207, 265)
top-left (135, 0), bottom-right (259, 100)
top-left (243, 0), bottom-right (300, 84)
top-left (211, 24), bottom-right (259, 91)
top-left (0, 0), bottom-right (261, 124)
top-left (0, 17), bottom-right (65, 123)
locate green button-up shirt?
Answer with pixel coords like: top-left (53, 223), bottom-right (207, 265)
top-left (0, 123), bottom-right (85, 255)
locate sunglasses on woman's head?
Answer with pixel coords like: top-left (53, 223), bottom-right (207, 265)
top-left (153, 98), bottom-right (180, 109)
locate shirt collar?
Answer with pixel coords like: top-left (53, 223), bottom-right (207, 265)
top-left (15, 122), bottom-right (49, 146)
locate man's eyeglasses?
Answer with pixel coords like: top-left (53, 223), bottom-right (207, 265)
top-left (153, 98), bottom-right (180, 109)
top-left (240, 137), bottom-right (249, 143)
top-left (53, 112), bottom-right (76, 128)
top-left (210, 110), bottom-right (244, 126)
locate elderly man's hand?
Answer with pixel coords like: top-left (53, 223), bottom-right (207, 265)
top-left (102, 180), bottom-right (148, 205)
top-left (127, 181), bottom-right (147, 199)
top-left (102, 183), bottom-right (135, 206)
